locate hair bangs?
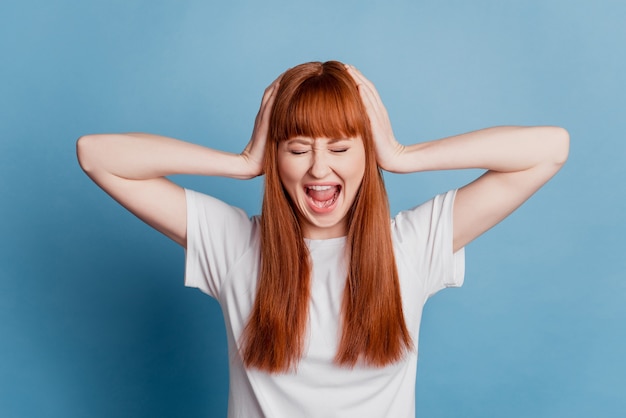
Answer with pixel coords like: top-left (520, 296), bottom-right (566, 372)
top-left (276, 72), bottom-right (366, 143)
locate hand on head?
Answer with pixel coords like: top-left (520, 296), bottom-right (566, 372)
top-left (345, 64), bottom-right (406, 172)
top-left (240, 74), bottom-right (282, 178)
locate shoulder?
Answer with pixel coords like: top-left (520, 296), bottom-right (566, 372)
top-left (391, 189), bottom-right (465, 294)
top-left (185, 188), bottom-right (259, 242)
top-left (185, 188), bottom-right (249, 216)
top-left (391, 189), bottom-right (457, 241)
top-left (184, 189), bottom-right (260, 297)
top-left (186, 188), bottom-right (255, 222)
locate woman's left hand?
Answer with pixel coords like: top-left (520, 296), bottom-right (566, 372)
top-left (346, 65), bottom-right (406, 172)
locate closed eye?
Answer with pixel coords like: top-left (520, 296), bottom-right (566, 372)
top-left (331, 149), bottom-right (348, 153)
top-left (290, 150), bottom-right (309, 155)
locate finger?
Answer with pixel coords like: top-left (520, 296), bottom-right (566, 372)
top-left (254, 75), bottom-right (282, 127)
top-left (345, 65), bottom-right (376, 92)
top-left (345, 65), bottom-right (386, 112)
top-left (258, 70), bottom-right (284, 111)
top-left (262, 80), bottom-right (280, 116)
top-left (260, 78), bottom-right (279, 108)
top-left (345, 64), bottom-right (367, 91)
top-left (345, 67), bottom-right (395, 140)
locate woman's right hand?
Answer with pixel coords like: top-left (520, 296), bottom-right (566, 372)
top-left (240, 76), bottom-right (281, 178)
top-left (76, 74), bottom-right (283, 247)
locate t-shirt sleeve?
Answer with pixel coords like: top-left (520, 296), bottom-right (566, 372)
top-left (184, 188), bottom-right (257, 299)
top-left (392, 189), bottom-right (465, 299)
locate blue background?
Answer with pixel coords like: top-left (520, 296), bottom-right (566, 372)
top-left (1, 0), bottom-right (624, 417)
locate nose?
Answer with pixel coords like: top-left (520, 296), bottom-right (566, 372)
top-left (308, 150), bottom-right (331, 179)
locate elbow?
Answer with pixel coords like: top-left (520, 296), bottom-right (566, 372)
top-left (76, 134), bottom-right (102, 174)
top-left (552, 126), bottom-right (570, 167)
top-left (541, 126), bottom-right (569, 167)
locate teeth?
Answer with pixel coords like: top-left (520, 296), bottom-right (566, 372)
top-left (308, 185), bottom-right (334, 191)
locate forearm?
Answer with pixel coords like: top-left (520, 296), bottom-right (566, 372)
top-left (76, 133), bottom-right (256, 180)
top-left (389, 126), bottom-right (569, 174)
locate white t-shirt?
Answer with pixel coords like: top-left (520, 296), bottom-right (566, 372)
top-left (184, 189), bottom-right (465, 418)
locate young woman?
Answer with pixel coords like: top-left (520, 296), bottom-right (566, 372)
top-left (77, 61), bottom-right (569, 417)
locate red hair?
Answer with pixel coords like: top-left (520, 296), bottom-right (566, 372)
top-left (242, 61), bottom-right (413, 372)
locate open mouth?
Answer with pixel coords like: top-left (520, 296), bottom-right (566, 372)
top-left (305, 185), bottom-right (341, 210)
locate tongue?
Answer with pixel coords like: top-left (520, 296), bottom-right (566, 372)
top-left (308, 187), bottom-right (337, 202)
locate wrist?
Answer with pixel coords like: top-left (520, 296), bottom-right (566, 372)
top-left (235, 153), bottom-right (264, 180)
top-left (377, 141), bottom-right (408, 173)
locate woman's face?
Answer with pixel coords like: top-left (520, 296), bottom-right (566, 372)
top-left (277, 136), bottom-right (366, 239)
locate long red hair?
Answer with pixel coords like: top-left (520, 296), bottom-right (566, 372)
top-left (242, 61), bottom-right (413, 372)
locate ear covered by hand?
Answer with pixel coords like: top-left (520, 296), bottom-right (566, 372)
top-left (240, 74), bottom-right (282, 178)
top-left (345, 64), bottom-right (406, 172)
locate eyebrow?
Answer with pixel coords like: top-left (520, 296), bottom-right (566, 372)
top-left (288, 137), bottom-right (352, 145)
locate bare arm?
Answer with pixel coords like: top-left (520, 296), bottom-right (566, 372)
top-left (76, 79), bottom-right (280, 247)
top-left (395, 127), bottom-right (569, 251)
top-left (347, 66), bottom-right (569, 252)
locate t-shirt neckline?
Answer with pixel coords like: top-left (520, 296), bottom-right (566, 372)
top-left (304, 236), bottom-right (347, 249)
